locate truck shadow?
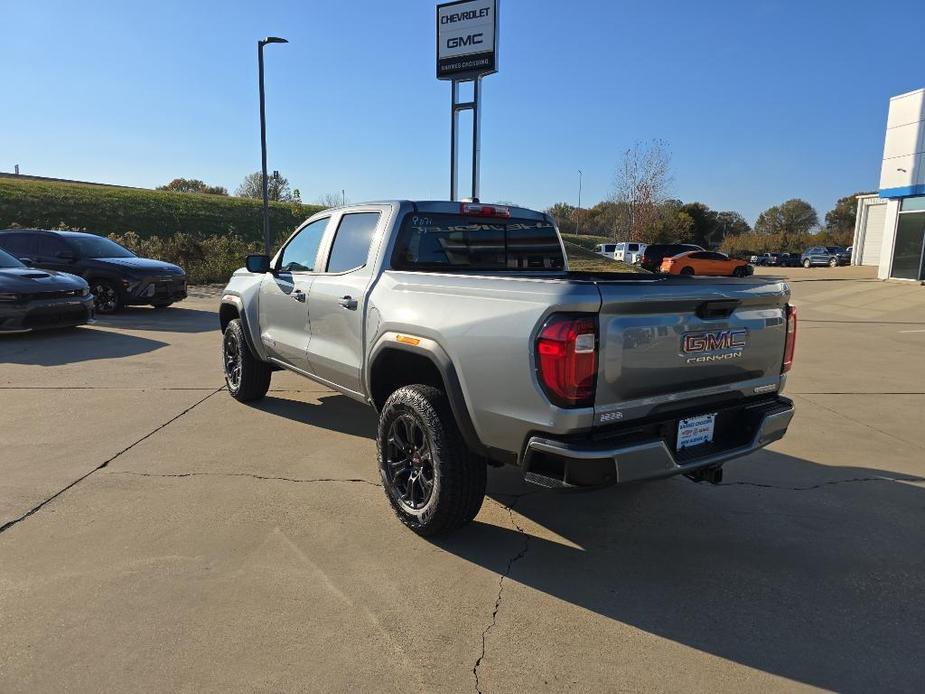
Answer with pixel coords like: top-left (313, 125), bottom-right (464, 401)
top-left (436, 453), bottom-right (925, 692)
top-left (252, 394), bottom-right (378, 439)
top-left (243, 391), bottom-right (925, 689)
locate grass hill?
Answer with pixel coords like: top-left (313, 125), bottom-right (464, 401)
top-left (0, 175), bottom-right (322, 241)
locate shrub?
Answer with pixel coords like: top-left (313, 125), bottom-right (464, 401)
top-left (0, 176), bottom-right (322, 242)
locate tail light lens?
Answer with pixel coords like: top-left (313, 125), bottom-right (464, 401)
top-left (782, 304), bottom-right (797, 373)
top-left (536, 314), bottom-right (597, 408)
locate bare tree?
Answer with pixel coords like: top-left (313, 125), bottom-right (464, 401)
top-left (611, 139), bottom-right (673, 242)
top-left (316, 192), bottom-right (348, 208)
top-left (235, 171), bottom-right (292, 201)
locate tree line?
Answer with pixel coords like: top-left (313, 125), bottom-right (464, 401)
top-left (546, 140), bottom-right (869, 256)
top-left (157, 172), bottom-right (345, 207)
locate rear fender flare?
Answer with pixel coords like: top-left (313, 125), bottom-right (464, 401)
top-left (367, 333), bottom-right (489, 459)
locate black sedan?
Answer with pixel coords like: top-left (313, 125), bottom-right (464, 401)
top-left (0, 248), bottom-right (94, 333)
top-left (0, 229), bottom-right (187, 314)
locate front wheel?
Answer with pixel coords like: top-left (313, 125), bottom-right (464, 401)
top-left (732, 266), bottom-right (747, 277)
top-left (378, 385), bottom-right (486, 536)
top-left (803, 259), bottom-right (812, 268)
top-left (222, 318), bottom-right (271, 402)
top-left (151, 301), bottom-right (172, 309)
top-left (829, 258), bottom-right (838, 267)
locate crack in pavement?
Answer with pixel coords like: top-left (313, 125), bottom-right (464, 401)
top-left (0, 388), bottom-right (223, 536)
top-left (473, 495), bottom-right (532, 694)
top-left (717, 475), bottom-right (925, 491)
top-left (107, 470), bottom-right (382, 487)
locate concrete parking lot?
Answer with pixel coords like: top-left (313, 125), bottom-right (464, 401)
top-left (2, 268), bottom-right (924, 693)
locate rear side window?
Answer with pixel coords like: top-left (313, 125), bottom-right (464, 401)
top-left (627, 244), bottom-right (639, 251)
top-left (392, 213), bottom-right (564, 271)
top-left (0, 233), bottom-right (35, 256)
top-left (326, 212), bottom-right (380, 273)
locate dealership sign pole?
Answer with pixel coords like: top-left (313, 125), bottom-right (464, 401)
top-left (437, 0), bottom-right (498, 201)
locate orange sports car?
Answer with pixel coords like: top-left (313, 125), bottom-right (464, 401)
top-left (660, 250), bottom-right (751, 277)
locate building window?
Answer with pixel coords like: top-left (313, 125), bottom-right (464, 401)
top-left (890, 207), bottom-right (925, 280)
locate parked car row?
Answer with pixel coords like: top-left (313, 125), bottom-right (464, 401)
top-left (0, 229), bottom-right (187, 333)
top-left (749, 247), bottom-right (851, 268)
top-left (593, 241), bottom-right (647, 263)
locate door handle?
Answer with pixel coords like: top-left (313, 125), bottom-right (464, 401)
top-left (291, 289), bottom-right (306, 302)
top-left (338, 295), bottom-right (358, 310)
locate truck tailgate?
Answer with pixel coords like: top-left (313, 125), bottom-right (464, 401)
top-left (593, 277), bottom-right (791, 423)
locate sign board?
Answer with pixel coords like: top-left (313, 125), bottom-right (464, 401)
top-left (436, 0), bottom-right (498, 80)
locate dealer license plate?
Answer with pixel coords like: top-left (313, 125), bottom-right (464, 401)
top-left (677, 413), bottom-right (716, 451)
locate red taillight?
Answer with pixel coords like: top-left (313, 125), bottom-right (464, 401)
top-left (536, 314), bottom-right (597, 407)
top-left (460, 202), bottom-right (512, 218)
top-left (782, 304), bottom-right (797, 373)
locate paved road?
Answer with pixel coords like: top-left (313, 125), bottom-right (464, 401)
top-left (1, 269), bottom-right (923, 693)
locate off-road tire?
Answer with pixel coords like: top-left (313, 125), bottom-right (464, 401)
top-left (680, 266), bottom-right (695, 276)
top-left (377, 385), bottom-right (486, 536)
top-left (222, 318), bottom-right (271, 402)
top-left (803, 259), bottom-right (812, 268)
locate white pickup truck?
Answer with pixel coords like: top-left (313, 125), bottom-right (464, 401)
top-left (219, 201), bottom-right (796, 536)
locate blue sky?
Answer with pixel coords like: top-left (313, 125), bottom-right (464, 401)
top-left (2, 0), bottom-right (923, 223)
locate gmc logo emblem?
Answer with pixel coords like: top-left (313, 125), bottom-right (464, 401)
top-left (447, 33), bottom-right (484, 49)
top-left (683, 329), bottom-right (747, 354)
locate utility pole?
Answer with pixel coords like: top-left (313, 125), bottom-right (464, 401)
top-left (576, 169), bottom-right (582, 235)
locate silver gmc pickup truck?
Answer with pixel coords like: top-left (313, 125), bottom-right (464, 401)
top-left (219, 201), bottom-right (796, 535)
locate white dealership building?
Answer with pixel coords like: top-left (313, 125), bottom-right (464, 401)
top-left (852, 87), bottom-right (925, 281)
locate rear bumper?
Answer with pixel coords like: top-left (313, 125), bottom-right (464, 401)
top-left (522, 396), bottom-right (794, 488)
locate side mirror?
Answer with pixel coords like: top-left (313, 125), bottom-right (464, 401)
top-left (56, 250), bottom-right (77, 261)
top-left (245, 254), bottom-right (272, 274)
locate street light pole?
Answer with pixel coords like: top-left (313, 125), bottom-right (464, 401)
top-left (257, 36), bottom-right (288, 256)
top-left (576, 169), bottom-right (582, 235)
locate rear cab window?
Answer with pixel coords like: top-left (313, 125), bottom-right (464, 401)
top-left (392, 213), bottom-right (564, 271)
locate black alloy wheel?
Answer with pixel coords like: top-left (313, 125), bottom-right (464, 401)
top-left (223, 328), bottom-right (242, 392)
top-left (91, 280), bottom-right (120, 314)
top-left (384, 413), bottom-right (435, 511)
top-left (221, 318), bottom-right (271, 402)
top-left (680, 266), bottom-right (695, 276)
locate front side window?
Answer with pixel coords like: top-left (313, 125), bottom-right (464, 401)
top-left (279, 217), bottom-right (329, 272)
top-left (69, 235), bottom-right (134, 258)
top-left (325, 212), bottom-right (380, 273)
top-left (35, 236), bottom-right (70, 258)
